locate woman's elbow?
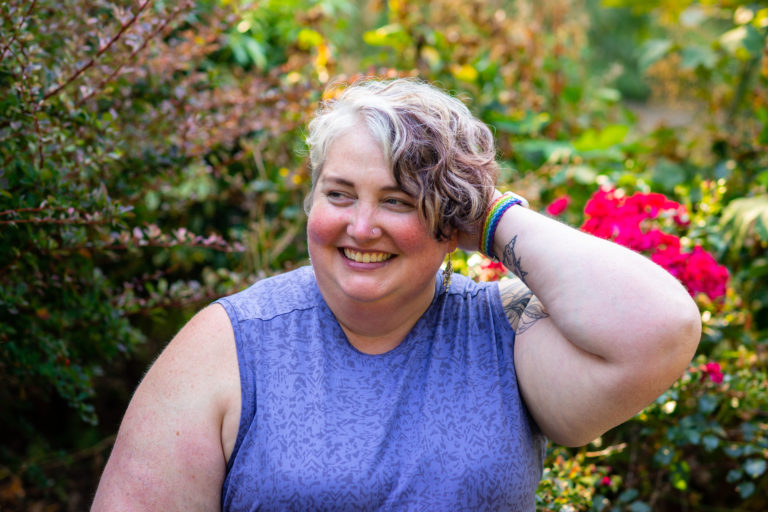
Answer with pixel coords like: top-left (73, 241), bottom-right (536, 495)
top-left (652, 293), bottom-right (702, 378)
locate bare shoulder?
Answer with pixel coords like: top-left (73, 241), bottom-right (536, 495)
top-left (498, 277), bottom-right (549, 335)
top-left (92, 304), bottom-right (240, 511)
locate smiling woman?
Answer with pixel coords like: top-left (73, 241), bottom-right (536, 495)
top-left (92, 78), bottom-right (702, 511)
top-left (307, 122), bottom-right (456, 346)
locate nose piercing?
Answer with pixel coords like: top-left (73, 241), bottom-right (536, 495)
top-left (370, 227), bottom-right (382, 237)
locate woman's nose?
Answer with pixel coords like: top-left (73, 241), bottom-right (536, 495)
top-left (347, 205), bottom-right (382, 240)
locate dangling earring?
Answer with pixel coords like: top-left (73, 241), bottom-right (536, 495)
top-left (442, 252), bottom-right (453, 292)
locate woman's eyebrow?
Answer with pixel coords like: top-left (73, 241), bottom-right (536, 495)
top-left (320, 176), bottom-right (354, 187)
top-left (320, 175), bottom-right (405, 194)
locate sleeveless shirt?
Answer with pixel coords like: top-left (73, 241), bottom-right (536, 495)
top-left (216, 266), bottom-right (546, 511)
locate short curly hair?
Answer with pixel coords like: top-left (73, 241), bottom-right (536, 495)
top-left (304, 78), bottom-right (499, 241)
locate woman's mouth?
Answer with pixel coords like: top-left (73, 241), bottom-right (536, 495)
top-left (342, 248), bottom-right (395, 263)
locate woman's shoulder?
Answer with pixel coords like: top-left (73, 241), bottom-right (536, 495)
top-left (444, 271), bottom-right (496, 296)
top-left (217, 266), bottom-right (322, 323)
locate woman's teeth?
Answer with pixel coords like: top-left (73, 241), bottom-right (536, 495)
top-left (343, 249), bottom-right (393, 263)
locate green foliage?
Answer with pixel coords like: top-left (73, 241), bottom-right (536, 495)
top-left (0, 0), bottom-right (332, 505)
top-left (2, 0), bottom-right (768, 509)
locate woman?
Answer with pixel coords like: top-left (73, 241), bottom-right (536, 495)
top-left (92, 79), bottom-right (701, 511)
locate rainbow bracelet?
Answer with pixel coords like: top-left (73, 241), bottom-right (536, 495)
top-left (479, 192), bottom-right (528, 260)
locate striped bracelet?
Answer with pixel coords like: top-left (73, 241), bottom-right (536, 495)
top-left (479, 192), bottom-right (528, 260)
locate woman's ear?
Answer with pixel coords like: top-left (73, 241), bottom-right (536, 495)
top-left (447, 229), bottom-right (459, 252)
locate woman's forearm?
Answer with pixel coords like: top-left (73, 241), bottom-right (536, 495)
top-left (491, 204), bottom-right (701, 365)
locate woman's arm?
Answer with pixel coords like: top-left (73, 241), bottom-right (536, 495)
top-left (91, 304), bottom-right (241, 510)
top-left (463, 195), bottom-right (701, 446)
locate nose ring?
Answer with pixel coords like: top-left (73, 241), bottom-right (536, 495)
top-left (370, 227), bottom-right (382, 237)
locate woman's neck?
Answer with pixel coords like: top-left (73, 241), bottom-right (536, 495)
top-left (320, 280), bottom-right (438, 355)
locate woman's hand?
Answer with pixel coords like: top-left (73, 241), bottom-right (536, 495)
top-left (455, 189), bottom-right (503, 253)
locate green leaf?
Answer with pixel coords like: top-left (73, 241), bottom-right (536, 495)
top-left (654, 445), bottom-right (675, 465)
top-left (567, 165), bottom-right (598, 185)
top-left (652, 158), bottom-right (686, 191)
top-left (698, 393), bottom-right (719, 415)
top-left (363, 24), bottom-right (412, 49)
top-left (572, 124), bottom-right (629, 151)
top-left (756, 170), bottom-right (768, 188)
top-left (617, 488), bottom-right (639, 503)
top-left (639, 39), bottom-right (673, 70)
top-left (738, 481), bottom-right (755, 499)
top-left (514, 139), bottom-right (574, 164)
top-left (702, 435), bottom-right (719, 452)
top-left (296, 28), bottom-right (323, 49)
top-left (680, 45), bottom-right (718, 70)
top-left (720, 195), bottom-right (768, 249)
top-left (243, 37), bottom-right (267, 69)
top-left (628, 501), bottom-right (652, 512)
top-left (725, 444), bottom-right (743, 457)
top-left (720, 25), bottom-right (765, 59)
top-left (744, 458), bottom-right (767, 479)
top-left (488, 111), bottom-right (551, 136)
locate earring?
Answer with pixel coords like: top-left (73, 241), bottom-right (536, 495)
top-left (442, 252), bottom-right (453, 292)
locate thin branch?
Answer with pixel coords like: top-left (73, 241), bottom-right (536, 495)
top-left (22, 435), bottom-right (117, 471)
top-left (33, 111), bottom-right (44, 168)
top-left (584, 443), bottom-right (627, 458)
top-left (0, 217), bottom-right (111, 225)
top-left (76, 2), bottom-right (192, 106)
top-left (122, 289), bottom-right (222, 317)
top-left (0, 206), bottom-right (68, 216)
top-left (40, 0), bottom-right (153, 104)
top-left (94, 240), bottom-right (244, 253)
top-left (11, 237), bottom-right (245, 253)
top-left (0, 0), bottom-right (38, 61)
top-left (14, 30), bottom-right (34, 105)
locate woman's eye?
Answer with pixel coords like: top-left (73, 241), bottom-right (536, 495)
top-left (326, 190), bottom-right (353, 203)
top-left (384, 197), bottom-right (414, 209)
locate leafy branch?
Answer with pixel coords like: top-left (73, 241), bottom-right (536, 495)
top-left (0, 0), bottom-right (38, 62)
top-left (76, 1), bottom-right (194, 106)
top-left (40, 0), bottom-right (152, 104)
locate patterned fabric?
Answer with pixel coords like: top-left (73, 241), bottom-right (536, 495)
top-left (217, 266), bottom-right (546, 511)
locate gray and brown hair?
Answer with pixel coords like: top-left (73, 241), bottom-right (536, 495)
top-left (304, 78), bottom-right (499, 241)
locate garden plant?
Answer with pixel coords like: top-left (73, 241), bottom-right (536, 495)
top-left (1, 0), bottom-right (766, 510)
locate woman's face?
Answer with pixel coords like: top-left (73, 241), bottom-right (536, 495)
top-left (307, 124), bottom-right (455, 309)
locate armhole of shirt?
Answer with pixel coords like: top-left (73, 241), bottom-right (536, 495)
top-left (489, 280), bottom-right (548, 442)
top-left (489, 280), bottom-right (521, 342)
top-left (214, 297), bottom-right (252, 475)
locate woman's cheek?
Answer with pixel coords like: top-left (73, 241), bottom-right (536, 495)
top-left (307, 207), bottom-right (343, 246)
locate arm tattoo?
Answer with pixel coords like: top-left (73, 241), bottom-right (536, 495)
top-left (499, 278), bottom-right (549, 335)
top-left (517, 296), bottom-right (549, 335)
top-left (500, 278), bottom-right (533, 328)
top-left (501, 235), bottom-right (528, 285)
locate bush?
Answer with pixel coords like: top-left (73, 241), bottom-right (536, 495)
top-left (1, 0), bottom-right (766, 509)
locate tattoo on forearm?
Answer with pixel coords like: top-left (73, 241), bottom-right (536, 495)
top-left (501, 235), bottom-right (528, 285)
top-left (517, 297), bottom-right (549, 335)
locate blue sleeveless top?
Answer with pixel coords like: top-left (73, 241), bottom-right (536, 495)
top-left (216, 266), bottom-right (545, 511)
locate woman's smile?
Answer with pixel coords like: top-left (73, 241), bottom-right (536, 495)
top-left (341, 248), bottom-right (395, 264)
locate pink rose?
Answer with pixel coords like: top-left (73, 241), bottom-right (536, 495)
top-left (546, 196), bottom-right (571, 216)
top-left (702, 361), bottom-right (724, 383)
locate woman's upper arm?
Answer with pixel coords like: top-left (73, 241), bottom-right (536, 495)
top-left (92, 304), bottom-right (241, 511)
top-left (499, 277), bottom-right (698, 447)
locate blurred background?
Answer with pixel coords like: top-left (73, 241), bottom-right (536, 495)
top-left (1, 0), bottom-right (766, 510)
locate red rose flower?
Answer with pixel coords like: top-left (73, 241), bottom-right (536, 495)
top-left (582, 188), bottom-right (729, 299)
top-left (546, 195), bottom-right (571, 216)
top-left (702, 361), bottom-right (724, 383)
